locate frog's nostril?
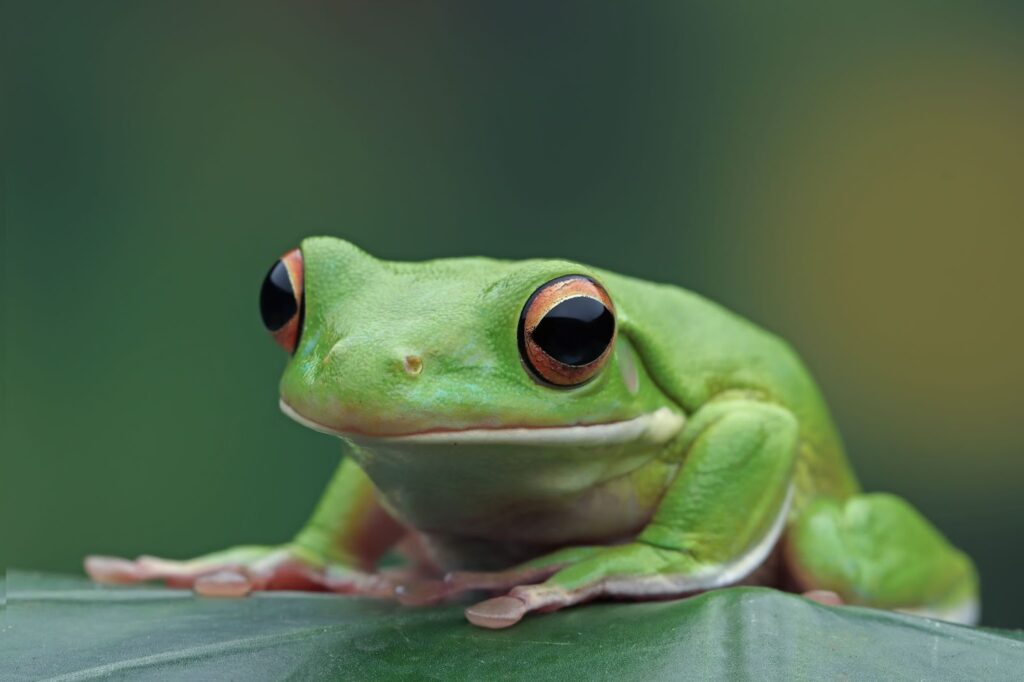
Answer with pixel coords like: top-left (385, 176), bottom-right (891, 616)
top-left (403, 355), bottom-right (424, 377)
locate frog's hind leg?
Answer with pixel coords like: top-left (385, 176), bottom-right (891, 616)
top-left (785, 493), bottom-right (980, 624)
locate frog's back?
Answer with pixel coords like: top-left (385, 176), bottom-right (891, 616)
top-left (600, 269), bottom-right (860, 504)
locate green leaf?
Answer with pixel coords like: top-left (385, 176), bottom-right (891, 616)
top-left (3, 571), bottom-right (1022, 681)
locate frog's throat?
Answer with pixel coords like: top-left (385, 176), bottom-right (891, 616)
top-left (279, 399), bottom-right (685, 447)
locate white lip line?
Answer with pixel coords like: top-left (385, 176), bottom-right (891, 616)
top-left (279, 399), bottom-right (685, 446)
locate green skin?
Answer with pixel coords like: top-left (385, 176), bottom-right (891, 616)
top-left (86, 237), bottom-right (979, 629)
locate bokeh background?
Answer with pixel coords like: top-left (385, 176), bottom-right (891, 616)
top-left (6, 3), bottom-right (1022, 626)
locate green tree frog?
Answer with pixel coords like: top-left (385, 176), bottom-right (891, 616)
top-left (87, 237), bottom-right (979, 629)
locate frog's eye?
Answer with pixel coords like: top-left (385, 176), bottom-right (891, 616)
top-left (259, 248), bottom-right (304, 354)
top-left (518, 275), bottom-right (616, 387)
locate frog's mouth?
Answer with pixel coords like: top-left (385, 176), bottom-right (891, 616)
top-left (279, 399), bottom-right (685, 447)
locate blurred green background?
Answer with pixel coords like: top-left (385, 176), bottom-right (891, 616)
top-left (5, 3), bottom-right (1022, 626)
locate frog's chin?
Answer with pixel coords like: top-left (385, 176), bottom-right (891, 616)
top-left (278, 399), bottom-right (685, 448)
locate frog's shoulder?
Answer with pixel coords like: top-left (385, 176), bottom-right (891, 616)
top-left (596, 268), bottom-right (841, 441)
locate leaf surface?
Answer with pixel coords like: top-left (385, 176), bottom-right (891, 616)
top-left (4, 571), bottom-right (1022, 681)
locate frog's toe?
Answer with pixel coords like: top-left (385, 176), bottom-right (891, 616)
top-left (86, 547), bottom-right (280, 589)
top-left (443, 565), bottom-right (562, 593)
top-left (802, 589), bottom-right (844, 606)
top-left (464, 584), bottom-right (590, 628)
top-left (134, 555), bottom-right (232, 587)
top-left (392, 565), bottom-right (565, 606)
top-left (85, 554), bottom-right (226, 587)
top-left (84, 555), bottom-right (146, 584)
top-left (465, 596), bottom-right (528, 629)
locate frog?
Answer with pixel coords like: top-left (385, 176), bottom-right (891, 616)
top-left (86, 237), bottom-right (980, 629)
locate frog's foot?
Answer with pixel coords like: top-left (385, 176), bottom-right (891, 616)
top-left (786, 493), bottom-right (980, 625)
top-left (393, 545), bottom-right (605, 606)
top-left (85, 545), bottom-right (395, 598)
top-left (395, 565), bottom-right (562, 606)
top-left (464, 542), bottom-right (702, 629)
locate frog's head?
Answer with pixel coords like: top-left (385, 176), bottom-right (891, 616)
top-left (259, 237), bottom-right (682, 447)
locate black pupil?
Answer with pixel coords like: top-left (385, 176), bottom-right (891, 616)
top-left (533, 297), bottom-right (614, 366)
top-left (259, 260), bottom-right (297, 331)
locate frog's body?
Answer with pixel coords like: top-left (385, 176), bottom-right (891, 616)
top-left (87, 238), bottom-right (979, 629)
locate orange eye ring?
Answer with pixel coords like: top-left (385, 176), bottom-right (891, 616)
top-left (517, 275), bottom-right (616, 387)
top-left (259, 248), bottom-right (304, 354)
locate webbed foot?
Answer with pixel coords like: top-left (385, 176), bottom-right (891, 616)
top-left (459, 542), bottom-right (698, 629)
top-left (85, 545), bottom-right (396, 598)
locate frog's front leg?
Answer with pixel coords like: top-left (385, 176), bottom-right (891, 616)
top-left (86, 458), bottom-right (407, 597)
top-left (464, 398), bottom-right (799, 628)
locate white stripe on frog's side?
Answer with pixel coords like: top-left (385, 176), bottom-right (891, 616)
top-left (601, 482), bottom-right (795, 597)
top-left (279, 400), bottom-right (685, 448)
